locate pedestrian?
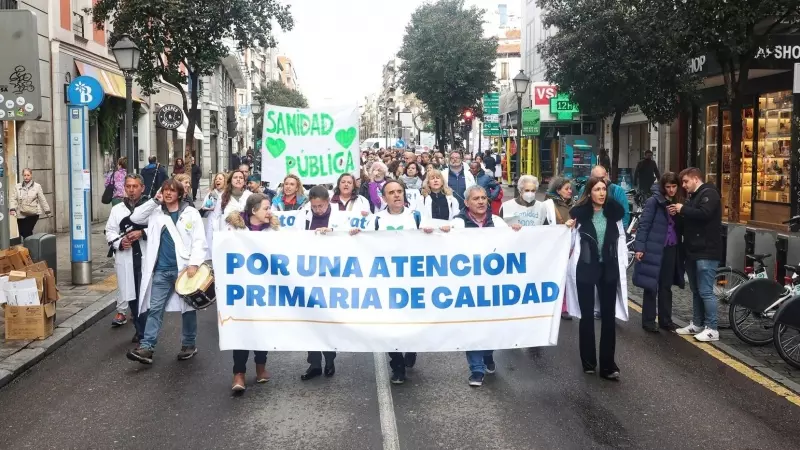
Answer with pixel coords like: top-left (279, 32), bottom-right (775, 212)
top-left (671, 167), bottom-right (723, 342)
top-left (400, 162), bottom-right (424, 190)
top-left (10, 168), bottom-right (51, 239)
top-left (365, 161), bottom-right (389, 212)
top-left (105, 174), bottom-right (149, 340)
top-left (105, 157), bottom-right (128, 205)
top-left (578, 166), bottom-right (630, 231)
top-left (420, 152), bottom-right (432, 169)
top-left (483, 150), bottom-right (497, 180)
top-left (633, 172), bottom-right (686, 333)
top-left (200, 172), bottom-right (227, 217)
top-left (229, 151), bottom-right (241, 172)
top-left (598, 149), bottom-right (611, 172)
top-left (331, 173), bottom-right (371, 213)
top-left (417, 168), bottom-right (460, 221)
top-left (271, 174), bottom-right (307, 211)
top-left (566, 176), bottom-right (628, 381)
top-left (172, 157), bottom-right (186, 176)
top-left (544, 176), bottom-right (576, 321)
top-left (238, 163), bottom-right (251, 176)
top-left (633, 150), bottom-right (660, 194)
top-left (403, 150), bottom-right (417, 167)
top-left (247, 175), bottom-right (263, 194)
top-left (469, 161), bottom-right (501, 206)
top-left (141, 156), bottom-right (168, 200)
top-left (174, 174), bottom-right (193, 202)
top-left (207, 170), bottom-right (252, 258)
top-left (225, 193), bottom-right (279, 391)
top-left (190, 156), bottom-right (201, 201)
top-left (442, 150), bottom-right (476, 211)
top-left (388, 160), bottom-right (405, 180)
top-left (451, 185), bottom-right (521, 387)
top-left (125, 178), bottom-right (208, 365)
top-left (499, 175), bottom-right (543, 226)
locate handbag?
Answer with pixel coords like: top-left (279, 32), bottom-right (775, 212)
top-left (102, 170), bottom-right (117, 204)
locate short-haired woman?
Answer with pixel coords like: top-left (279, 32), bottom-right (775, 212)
top-left (566, 177), bottom-right (628, 381)
top-left (10, 168), bottom-right (51, 239)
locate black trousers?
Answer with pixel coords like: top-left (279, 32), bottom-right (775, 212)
top-left (642, 245), bottom-right (677, 327)
top-left (307, 351), bottom-right (336, 369)
top-left (388, 352), bottom-right (417, 375)
top-left (233, 350), bottom-right (268, 373)
top-left (576, 266), bottom-right (619, 375)
top-left (128, 260), bottom-right (147, 339)
top-left (192, 185), bottom-right (199, 201)
top-left (17, 215), bottom-right (38, 239)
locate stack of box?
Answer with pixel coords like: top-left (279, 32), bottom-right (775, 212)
top-left (0, 246), bottom-right (60, 340)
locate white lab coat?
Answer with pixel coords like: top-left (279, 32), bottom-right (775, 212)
top-left (200, 188), bottom-right (223, 250)
top-left (105, 201), bottom-right (148, 303)
top-left (331, 195), bottom-right (372, 214)
top-left (416, 193), bottom-right (460, 220)
top-left (207, 190), bottom-right (251, 258)
top-left (565, 221), bottom-right (629, 321)
top-left (543, 199), bottom-right (558, 226)
top-left (130, 200), bottom-right (208, 314)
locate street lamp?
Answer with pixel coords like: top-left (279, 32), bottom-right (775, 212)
top-left (513, 70), bottom-right (530, 196)
top-left (251, 101), bottom-right (262, 149)
top-left (385, 99), bottom-right (395, 149)
top-left (112, 35), bottom-right (141, 173)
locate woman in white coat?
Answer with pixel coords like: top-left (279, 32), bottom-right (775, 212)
top-left (125, 179), bottom-right (208, 365)
top-left (330, 173), bottom-right (371, 214)
top-left (207, 170), bottom-right (251, 258)
top-left (565, 177), bottom-right (629, 381)
top-left (416, 168), bottom-right (460, 222)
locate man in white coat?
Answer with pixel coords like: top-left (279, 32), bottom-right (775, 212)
top-left (126, 178), bottom-right (208, 365)
top-left (441, 150), bottom-right (476, 211)
top-left (105, 174), bottom-right (149, 341)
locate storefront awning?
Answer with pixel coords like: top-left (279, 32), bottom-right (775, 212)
top-left (177, 116), bottom-right (204, 141)
top-left (75, 61), bottom-right (145, 103)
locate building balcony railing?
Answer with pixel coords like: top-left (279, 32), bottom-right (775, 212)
top-left (0, 0), bottom-right (18, 9)
top-left (73, 12), bottom-right (84, 37)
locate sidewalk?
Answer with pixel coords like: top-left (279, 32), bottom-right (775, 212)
top-left (0, 223), bottom-right (118, 389)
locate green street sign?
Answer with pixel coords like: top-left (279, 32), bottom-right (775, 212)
top-left (483, 92), bottom-right (501, 136)
top-left (522, 109), bottom-right (540, 136)
top-left (549, 93), bottom-right (579, 121)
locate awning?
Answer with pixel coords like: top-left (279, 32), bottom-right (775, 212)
top-left (75, 61), bottom-right (146, 103)
top-left (177, 116), bottom-right (204, 141)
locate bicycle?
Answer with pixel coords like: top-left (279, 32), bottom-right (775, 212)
top-left (625, 211), bottom-right (642, 271)
top-left (773, 291), bottom-right (800, 369)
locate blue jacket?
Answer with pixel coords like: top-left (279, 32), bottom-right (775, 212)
top-left (632, 184), bottom-right (685, 292)
top-left (474, 170), bottom-right (501, 200)
top-left (578, 182), bottom-right (630, 229)
top-left (271, 192), bottom-right (308, 211)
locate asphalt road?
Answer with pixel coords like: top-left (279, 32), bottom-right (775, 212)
top-left (0, 307), bottom-right (799, 450)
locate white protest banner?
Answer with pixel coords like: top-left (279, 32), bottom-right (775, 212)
top-left (274, 210), bottom-right (306, 230)
top-left (213, 227), bottom-right (570, 352)
top-left (343, 213), bottom-right (376, 232)
top-left (405, 189), bottom-right (421, 209)
top-left (261, 104), bottom-right (359, 188)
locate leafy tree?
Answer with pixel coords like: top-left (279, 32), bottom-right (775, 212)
top-left (663, 0), bottom-right (800, 222)
top-left (91, 0), bottom-right (293, 160)
top-left (398, 0), bottom-right (497, 149)
top-left (252, 80), bottom-right (309, 144)
top-left (538, 0), bottom-right (699, 180)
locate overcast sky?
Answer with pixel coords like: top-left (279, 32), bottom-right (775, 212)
top-left (278, 0), bottom-right (508, 107)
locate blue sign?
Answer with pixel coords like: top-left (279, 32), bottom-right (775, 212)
top-left (395, 139), bottom-right (405, 149)
top-left (67, 76), bottom-right (105, 110)
top-left (67, 105), bottom-right (92, 262)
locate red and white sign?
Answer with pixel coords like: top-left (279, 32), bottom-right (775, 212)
top-left (533, 85), bottom-right (558, 105)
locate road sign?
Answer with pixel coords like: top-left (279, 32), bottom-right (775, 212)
top-left (395, 139), bottom-right (405, 148)
top-left (0, 11), bottom-right (42, 122)
top-left (67, 76), bottom-right (104, 110)
top-left (522, 109), bottom-right (541, 136)
top-left (549, 93), bottom-right (579, 121)
top-left (483, 92), bottom-right (500, 136)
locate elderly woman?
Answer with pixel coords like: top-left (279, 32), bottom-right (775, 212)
top-left (10, 168), bottom-right (51, 239)
top-left (364, 161), bottom-right (389, 213)
top-left (499, 175), bottom-right (546, 226)
top-left (271, 174), bottom-right (307, 211)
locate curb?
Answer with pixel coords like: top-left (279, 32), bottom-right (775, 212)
top-left (627, 293), bottom-right (800, 396)
top-left (0, 290), bottom-right (117, 390)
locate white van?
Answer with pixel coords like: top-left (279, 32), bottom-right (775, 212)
top-left (360, 138), bottom-right (383, 150)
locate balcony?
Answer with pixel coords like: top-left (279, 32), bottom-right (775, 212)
top-left (72, 12), bottom-right (84, 37)
top-left (0, 0), bottom-right (17, 9)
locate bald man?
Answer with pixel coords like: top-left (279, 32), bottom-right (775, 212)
top-left (579, 166), bottom-right (631, 230)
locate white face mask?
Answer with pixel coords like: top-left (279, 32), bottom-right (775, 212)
top-left (522, 192), bottom-right (536, 203)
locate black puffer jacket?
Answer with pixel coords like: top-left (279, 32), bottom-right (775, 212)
top-left (681, 183), bottom-right (722, 261)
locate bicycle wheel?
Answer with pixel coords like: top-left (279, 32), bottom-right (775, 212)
top-left (774, 324), bottom-right (800, 369)
top-left (626, 240), bottom-right (635, 270)
top-left (729, 303), bottom-right (774, 346)
top-left (714, 268), bottom-right (747, 329)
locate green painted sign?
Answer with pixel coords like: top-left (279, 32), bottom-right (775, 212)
top-left (549, 93), bottom-right (579, 121)
top-left (483, 92), bottom-right (500, 136)
top-left (522, 109), bottom-right (540, 136)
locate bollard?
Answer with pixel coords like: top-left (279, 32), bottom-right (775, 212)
top-left (23, 233), bottom-right (58, 282)
top-left (776, 234), bottom-right (789, 283)
top-left (744, 228), bottom-right (756, 270)
top-left (720, 223), bottom-right (728, 267)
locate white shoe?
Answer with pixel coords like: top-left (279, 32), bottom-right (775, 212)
top-left (676, 322), bottom-right (704, 335)
top-left (694, 327), bottom-right (720, 342)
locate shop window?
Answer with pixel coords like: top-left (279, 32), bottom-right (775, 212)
top-left (720, 106), bottom-right (754, 219)
top-left (756, 91), bottom-right (792, 204)
top-left (704, 105), bottom-right (718, 187)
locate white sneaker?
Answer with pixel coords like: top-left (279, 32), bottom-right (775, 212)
top-left (694, 327), bottom-right (720, 342)
top-left (676, 322), bottom-right (704, 335)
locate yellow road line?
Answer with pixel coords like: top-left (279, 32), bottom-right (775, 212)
top-left (628, 300), bottom-right (800, 407)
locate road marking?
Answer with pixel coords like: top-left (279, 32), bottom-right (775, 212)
top-left (373, 353), bottom-right (400, 450)
top-left (628, 300), bottom-right (800, 407)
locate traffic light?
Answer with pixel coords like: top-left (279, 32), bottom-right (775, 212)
top-left (462, 109), bottom-right (474, 132)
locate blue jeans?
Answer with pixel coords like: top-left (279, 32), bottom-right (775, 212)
top-left (140, 270), bottom-right (197, 350)
top-left (465, 350), bottom-right (494, 374)
top-left (686, 259), bottom-right (719, 330)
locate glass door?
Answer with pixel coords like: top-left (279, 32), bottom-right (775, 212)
top-left (756, 91), bottom-right (792, 204)
top-left (720, 105), bottom-right (755, 220)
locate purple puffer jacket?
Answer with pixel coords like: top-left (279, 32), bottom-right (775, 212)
top-left (105, 169), bottom-right (127, 199)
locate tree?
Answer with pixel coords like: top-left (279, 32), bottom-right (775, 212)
top-left (664, 0), bottom-right (800, 222)
top-left (538, 0), bottom-right (699, 180)
top-left (398, 0), bottom-right (497, 150)
top-left (91, 0), bottom-right (293, 160)
top-left (252, 80), bottom-right (309, 143)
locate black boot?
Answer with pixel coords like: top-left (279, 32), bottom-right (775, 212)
top-left (301, 366), bottom-right (322, 381)
top-left (324, 362), bottom-right (335, 377)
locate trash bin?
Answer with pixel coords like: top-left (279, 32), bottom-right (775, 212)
top-left (23, 233), bottom-right (57, 282)
top-left (776, 234), bottom-right (789, 283)
top-left (744, 228), bottom-right (756, 270)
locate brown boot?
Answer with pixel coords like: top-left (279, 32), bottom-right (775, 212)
top-left (232, 373), bottom-right (246, 392)
top-left (255, 364), bottom-right (271, 384)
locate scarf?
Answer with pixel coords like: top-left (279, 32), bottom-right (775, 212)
top-left (309, 205), bottom-right (332, 230)
top-left (240, 211), bottom-right (272, 231)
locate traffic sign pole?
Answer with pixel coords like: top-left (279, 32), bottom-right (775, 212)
top-left (0, 128), bottom-right (8, 249)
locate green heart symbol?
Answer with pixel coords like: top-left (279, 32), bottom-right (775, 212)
top-left (266, 137), bottom-right (287, 158)
top-left (335, 127), bottom-right (357, 150)
top-left (386, 225), bottom-right (404, 231)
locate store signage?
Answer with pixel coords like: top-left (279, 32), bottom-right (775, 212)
top-left (483, 92), bottom-right (500, 137)
top-left (689, 55), bottom-right (706, 74)
top-left (755, 45), bottom-right (800, 61)
top-left (549, 93), bottom-right (579, 121)
top-left (534, 85), bottom-right (557, 105)
top-left (522, 109), bottom-right (540, 136)
top-left (156, 104), bottom-right (184, 130)
top-left (0, 11), bottom-right (42, 121)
